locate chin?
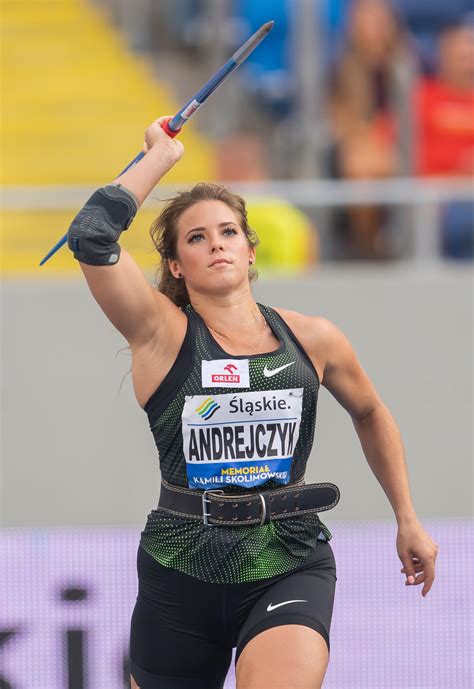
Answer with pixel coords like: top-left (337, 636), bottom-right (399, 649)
top-left (206, 271), bottom-right (245, 291)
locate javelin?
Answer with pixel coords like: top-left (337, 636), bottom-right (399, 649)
top-left (39, 20), bottom-right (274, 266)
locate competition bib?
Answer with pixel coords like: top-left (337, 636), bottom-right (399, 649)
top-left (182, 388), bottom-right (303, 489)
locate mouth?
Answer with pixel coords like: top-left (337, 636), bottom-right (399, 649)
top-left (209, 259), bottom-right (231, 267)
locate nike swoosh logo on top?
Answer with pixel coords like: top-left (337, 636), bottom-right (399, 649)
top-left (263, 362), bottom-right (295, 377)
top-left (266, 599), bottom-right (308, 612)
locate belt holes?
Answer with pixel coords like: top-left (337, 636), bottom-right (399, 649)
top-left (232, 515), bottom-right (238, 521)
top-left (283, 508), bottom-right (287, 513)
top-left (270, 496), bottom-right (274, 502)
top-left (218, 515), bottom-right (224, 520)
top-left (246, 515), bottom-right (252, 520)
top-left (281, 495), bottom-right (286, 501)
top-left (247, 501), bottom-right (252, 506)
top-left (232, 503), bottom-right (239, 508)
top-left (295, 506), bottom-right (300, 511)
top-left (294, 493), bottom-right (300, 498)
top-left (218, 502), bottom-right (224, 507)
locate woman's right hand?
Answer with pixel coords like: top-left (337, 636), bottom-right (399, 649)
top-left (111, 116), bottom-right (184, 206)
top-left (143, 116), bottom-right (184, 165)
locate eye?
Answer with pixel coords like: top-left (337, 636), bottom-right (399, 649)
top-left (188, 232), bottom-right (204, 243)
top-left (223, 227), bottom-right (238, 236)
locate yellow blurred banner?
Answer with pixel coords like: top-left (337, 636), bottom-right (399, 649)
top-left (1, 199), bottom-right (318, 277)
top-left (1, 0), bottom-right (216, 185)
top-left (1, 1), bottom-right (318, 278)
top-left (1, 208), bottom-right (162, 277)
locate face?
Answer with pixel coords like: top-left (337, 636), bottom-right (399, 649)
top-left (169, 200), bottom-right (256, 296)
top-left (350, 0), bottom-right (398, 63)
top-left (440, 28), bottom-right (474, 87)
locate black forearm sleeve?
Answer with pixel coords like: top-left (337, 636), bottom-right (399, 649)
top-left (67, 183), bottom-right (139, 265)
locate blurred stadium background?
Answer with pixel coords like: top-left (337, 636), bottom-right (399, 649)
top-left (1, 0), bottom-right (472, 687)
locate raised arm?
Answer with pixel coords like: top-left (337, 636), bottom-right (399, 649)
top-left (67, 117), bottom-right (184, 347)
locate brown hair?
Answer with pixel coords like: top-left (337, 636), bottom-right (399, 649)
top-left (150, 183), bottom-right (260, 307)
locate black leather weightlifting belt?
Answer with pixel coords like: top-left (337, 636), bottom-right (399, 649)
top-left (158, 478), bottom-right (340, 527)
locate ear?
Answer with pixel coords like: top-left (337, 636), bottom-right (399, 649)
top-left (168, 258), bottom-right (183, 279)
top-left (248, 247), bottom-right (256, 265)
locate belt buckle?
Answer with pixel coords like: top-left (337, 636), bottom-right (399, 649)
top-left (257, 491), bottom-right (267, 526)
top-left (202, 489), bottom-right (225, 527)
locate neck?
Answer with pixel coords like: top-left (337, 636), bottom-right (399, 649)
top-left (441, 72), bottom-right (473, 92)
top-left (190, 290), bottom-right (261, 334)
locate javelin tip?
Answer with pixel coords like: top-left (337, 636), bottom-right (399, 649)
top-left (233, 19), bottom-right (275, 64)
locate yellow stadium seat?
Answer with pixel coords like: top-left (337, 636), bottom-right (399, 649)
top-left (1, 0), bottom-right (216, 185)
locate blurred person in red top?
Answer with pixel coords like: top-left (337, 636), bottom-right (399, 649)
top-left (414, 20), bottom-right (474, 259)
top-left (328, 0), bottom-right (413, 259)
top-left (415, 21), bottom-right (474, 176)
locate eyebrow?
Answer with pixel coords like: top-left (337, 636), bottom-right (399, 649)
top-left (185, 222), bottom-right (238, 238)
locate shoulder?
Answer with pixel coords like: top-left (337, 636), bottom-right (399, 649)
top-left (271, 307), bottom-right (351, 377)
top-left (272, 306), bottom-right (341, 346)
top-left (273, 306), bottom-right (381, 417)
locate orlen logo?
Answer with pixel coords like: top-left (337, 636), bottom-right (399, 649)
top-left (196, 397), bottom-right (221, 420)
top-left (212, 363), bottom-right (240, 384)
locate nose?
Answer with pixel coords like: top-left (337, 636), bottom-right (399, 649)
top-left (210, 235), bottom-right (224, 252)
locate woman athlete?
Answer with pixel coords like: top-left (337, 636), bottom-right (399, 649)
top-left (67, 117), bottom-right (438, 689)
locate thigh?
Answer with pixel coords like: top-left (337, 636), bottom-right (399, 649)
top-left (235, 624), bottom-right (329, 689)
top-left (235, 541), bottom-right (337, 668)
top-left (130, 596), bottom-right (231, 689)
top-left (130, 547), bottom-right (232, 689)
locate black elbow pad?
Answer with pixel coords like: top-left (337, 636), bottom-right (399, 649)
top-left (67, 184), bottom-right (139, 265)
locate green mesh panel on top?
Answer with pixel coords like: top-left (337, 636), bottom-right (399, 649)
top-left (139, 303), bottom-right (333, 584)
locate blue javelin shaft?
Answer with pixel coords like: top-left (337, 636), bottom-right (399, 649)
top-left (167, 58), bottom-right (239, 131)
top-left (39, 21), bottom-right (274, 266)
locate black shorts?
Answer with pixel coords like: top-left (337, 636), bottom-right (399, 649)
top-left (130, 542), bottom-right (337, 689)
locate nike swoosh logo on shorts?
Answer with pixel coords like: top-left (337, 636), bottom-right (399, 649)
top-left (263, 362), bottom-right (295, 377)
top-left (266, 599), bottom-right (308, 612)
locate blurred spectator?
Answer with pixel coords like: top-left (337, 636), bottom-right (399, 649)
top-left (415, 21), bottom-right (474, 176)
top-left (215, 131), bottom-right (320, 273)
top-left (327, 0), bottom-right (413, 259)
top-left (414, 20), bottom-right (474, 259)
top-left (216, 133), bottom-right (269, 181)
top-left (391, 0), bottom-right (472, 74)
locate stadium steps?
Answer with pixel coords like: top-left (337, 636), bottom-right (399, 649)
top-left (1, 0), bottom-right (216, 184)
top-left (1, 0), bottom-right (217, 274)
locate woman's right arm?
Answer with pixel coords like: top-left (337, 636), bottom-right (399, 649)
top-left (69, 117), bottom-right (184, 347)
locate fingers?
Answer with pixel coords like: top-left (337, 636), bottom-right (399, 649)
top-left (400, 554), bottom-right (416, 585)
top-left (400, 557), bottom-right (436, 596)
top-left (143, 117), bottom-right (184, 161)
top-left (400, 560), bottom-right (423, 574)
top-left (420, 559), bottom-right (436, 597)
top-left (144, 118), bottom-right (170, 140)
top-left (397, 525), bottom-right (438, 597)
top-left (154, 115), bottom-right (172, 126)
top-left (405, 572), bottom-right (425, 585)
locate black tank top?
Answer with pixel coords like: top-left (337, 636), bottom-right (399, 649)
top-left (139, 303), bottom-right (332, 584)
